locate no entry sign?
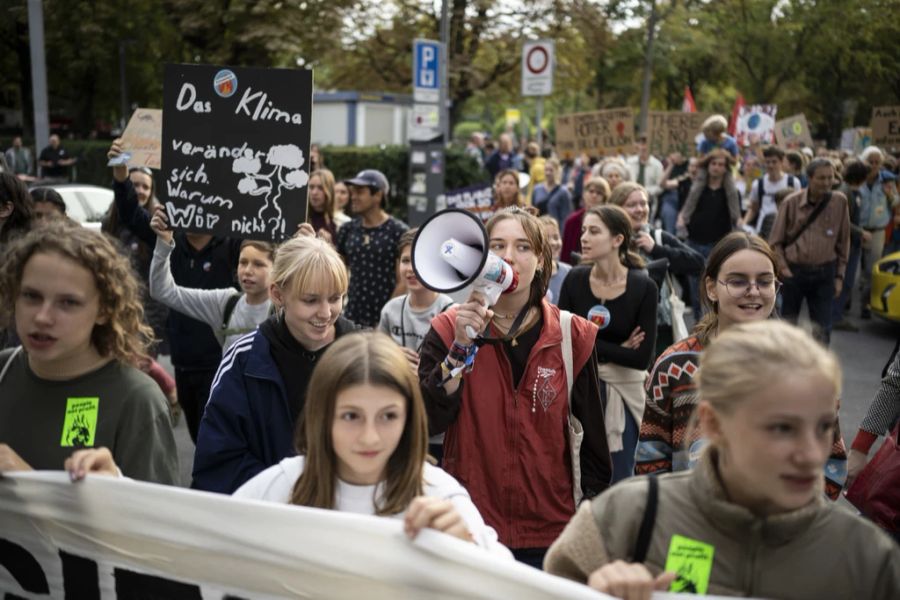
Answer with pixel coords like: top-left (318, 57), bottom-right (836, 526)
top-left (522, 40), bottom-right (554, 97)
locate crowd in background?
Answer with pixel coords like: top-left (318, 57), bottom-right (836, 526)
top-left (0, 113), bottom-right (899, 598)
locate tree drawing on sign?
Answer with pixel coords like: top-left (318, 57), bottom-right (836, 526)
top-left (233, 144), bottom-right (309, 237)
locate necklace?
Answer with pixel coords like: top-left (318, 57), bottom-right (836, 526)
top-left (490, 306), bottom-right (532, 347)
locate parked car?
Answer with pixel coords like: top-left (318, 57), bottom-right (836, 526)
top-left (870, 250), bottom-right (900, 322)
top-left (34, 184), bottom-right (113, 231)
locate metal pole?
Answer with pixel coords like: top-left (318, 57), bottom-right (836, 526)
top-left (536, 97), bottom-right (543, 146)
top-left (27, 0), bottom-right (49, 164)
top-left (119, 42), bottom-right (129, 130)
top-left (439, 0), bottom-right (450, 143)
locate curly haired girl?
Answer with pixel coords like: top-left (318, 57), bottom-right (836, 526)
top-left (0, 220), bottom-right (178, 483)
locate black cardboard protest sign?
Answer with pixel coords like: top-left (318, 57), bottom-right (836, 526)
top-left (162, 64), bottom-right (313, 241)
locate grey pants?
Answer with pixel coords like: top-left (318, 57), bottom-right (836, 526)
top-left (859, 228), bottom-right (886, 310)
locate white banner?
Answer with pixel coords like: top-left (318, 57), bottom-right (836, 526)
top-left (0, 472), bottom-right (609, 599)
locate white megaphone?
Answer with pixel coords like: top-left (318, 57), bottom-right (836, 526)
top-left (412, 208), bottom-right (518, 338)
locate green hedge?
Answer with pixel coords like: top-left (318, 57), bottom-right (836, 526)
top-left (58, 140), bottom-right (488, 222)
top-left (58, 139), bottom-right (115, 187)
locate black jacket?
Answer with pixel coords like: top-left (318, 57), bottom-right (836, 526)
top-left (113, 179), bottom-right (241, 368)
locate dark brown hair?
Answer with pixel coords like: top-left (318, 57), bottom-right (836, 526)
top-left (584, 205), bottom-right (645, 269)
top-left (0, 172), bottom-right (34, 243)
top-left (694, 232), bottom-right (778, 345)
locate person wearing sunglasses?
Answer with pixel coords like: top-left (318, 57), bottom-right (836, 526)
top-left (635, 232), bottom-right (848, 500)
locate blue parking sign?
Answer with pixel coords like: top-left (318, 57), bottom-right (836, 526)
top-left (413, 39), bottom-right (441, 103)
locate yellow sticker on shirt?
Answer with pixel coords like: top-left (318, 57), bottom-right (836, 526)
top-left (60, 397), bottom-right (99, 447)
top-left (665, 534), bottom-right (715, 594)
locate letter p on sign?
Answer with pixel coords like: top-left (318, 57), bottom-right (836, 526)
top-left (413, 39), bottom-right (441, 103)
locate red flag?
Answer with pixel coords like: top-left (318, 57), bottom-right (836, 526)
top-left (728, 93), bottom-right (745, 136)
top-left (682, 86), bottom-right (696, 113)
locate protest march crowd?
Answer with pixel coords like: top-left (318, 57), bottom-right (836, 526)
top-left (1, 109), bottom-right (899, 599)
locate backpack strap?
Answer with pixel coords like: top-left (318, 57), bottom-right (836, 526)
top-left (560, 310), bottom-right (574, 399)
top-left (222, 292), bottom-right (242, 331)
top-left (633, 474), bottom-right (659, 563)
top-left (756, 176), bottom-right (765, 201)
top-left (784, 191), bottom-right (832, 248)
top-left (0, 346), bottom-right (23, 384)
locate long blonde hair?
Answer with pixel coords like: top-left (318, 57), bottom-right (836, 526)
top-left (0, 221), bottom-right (153, 366)
top-left (290, 332), bottom-right (428, 515)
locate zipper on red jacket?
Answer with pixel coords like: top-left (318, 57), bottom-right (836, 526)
top-left (494, 331), bottom-right (564, 548)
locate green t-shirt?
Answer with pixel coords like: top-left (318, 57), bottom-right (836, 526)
top-left (0, 348), bottom-right (179, 484)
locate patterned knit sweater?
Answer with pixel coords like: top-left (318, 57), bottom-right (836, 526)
top-left (635, 335), bottom-right (848, 500)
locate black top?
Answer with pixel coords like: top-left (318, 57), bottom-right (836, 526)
top-left (335, 216), bottom-right (408, 328)
top-left (687, 186), bottom-right (732, 245)
top-left (557, 266), bottom-right (658, 370)
top-left (39, 145), bottom-right (69, 178)
top-left (113, 178), bottom-right (242, 369)
top-left (261, 314), bottom-right (361, 421)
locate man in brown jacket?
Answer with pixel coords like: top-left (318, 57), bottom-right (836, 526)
top-left (770, 158), bottom-right (849, 345)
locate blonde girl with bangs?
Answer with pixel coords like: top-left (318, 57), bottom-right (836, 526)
top-left (0, 220), bottom-right (178, 484)
top-left (547, 321), bottom-right (899, 599)
top-left (192, 235), bottom-right (362, 494)
top-left (232, 332), bottom-right (509, 556)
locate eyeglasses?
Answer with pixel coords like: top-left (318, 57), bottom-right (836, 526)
top-left (717, 278), bottom-right (782, 298)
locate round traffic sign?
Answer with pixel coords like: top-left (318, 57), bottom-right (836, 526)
top-left (526, 45), bottom-right (549, 74)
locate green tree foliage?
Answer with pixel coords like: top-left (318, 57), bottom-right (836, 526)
top-left (2, 0), bottom-right (898, 147)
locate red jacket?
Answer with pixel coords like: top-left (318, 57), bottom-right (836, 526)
top-left (430, 301), bottom-right (597, 548)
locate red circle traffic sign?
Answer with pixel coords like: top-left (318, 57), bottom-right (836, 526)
top-left (526, 46), bottom-right (549, 74)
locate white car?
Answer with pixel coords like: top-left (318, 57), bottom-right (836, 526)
top-left (42, 184), bottom-right (114, 231)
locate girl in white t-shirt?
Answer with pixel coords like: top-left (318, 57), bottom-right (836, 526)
top-left (67, 331), bottom-right (510, 557)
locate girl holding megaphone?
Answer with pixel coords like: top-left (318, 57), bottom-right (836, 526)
top-left (418, 207), bottom-right (611, 569)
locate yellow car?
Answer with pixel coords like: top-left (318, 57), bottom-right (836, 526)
top-left (871, 250), bottom-right (900, 322)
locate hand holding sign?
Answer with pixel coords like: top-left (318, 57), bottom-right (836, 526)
top-left (150, 206), bottom-right (174, 244)
top-left (107, 139), bottom-right (129, 182)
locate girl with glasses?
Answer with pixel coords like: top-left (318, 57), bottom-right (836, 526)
top-left (635, 232), bottom-right (847, 500)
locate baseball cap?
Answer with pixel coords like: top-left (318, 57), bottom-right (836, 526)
top-left (345, 169), bottom-right (389, 195)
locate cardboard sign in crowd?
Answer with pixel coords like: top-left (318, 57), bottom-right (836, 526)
top-left (162, 64), bottom-right (313, 241)
top-left (555, 108), bottom-right (636, 159)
